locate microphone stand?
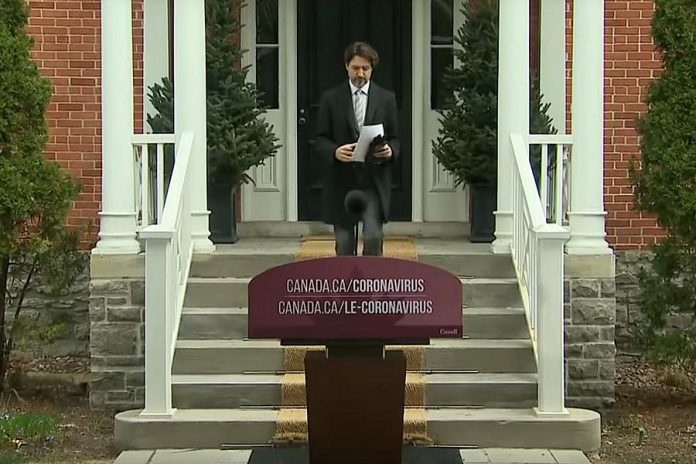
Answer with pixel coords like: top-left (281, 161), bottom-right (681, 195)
top-left (354, 215), bottom-right (359, 256)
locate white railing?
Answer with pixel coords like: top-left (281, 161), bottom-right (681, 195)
top-left (132, 134), bottom-right (177, 228)
top-left (138, 131), bottom-right (195, 417)
top-left (528, 134), bottom-right (573, 226)
top-left (510, 133), bottom-right (570, 416)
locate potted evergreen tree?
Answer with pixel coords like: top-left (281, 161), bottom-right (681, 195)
top-left (432, 0), bottom-right (554, 242)
top-left (148, 0), bottom-right (280, 243)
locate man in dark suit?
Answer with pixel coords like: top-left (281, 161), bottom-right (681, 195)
top-left (314, 42), bottom-right (399, 256)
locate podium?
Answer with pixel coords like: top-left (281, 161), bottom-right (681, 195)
top-left (248, 257), bottom-right (462, 464)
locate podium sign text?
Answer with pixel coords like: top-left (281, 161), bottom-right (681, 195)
top-left (248, 256), bottom-right (462, 340)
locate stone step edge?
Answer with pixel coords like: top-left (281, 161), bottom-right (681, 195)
top-left (116, 407), bottom-right (597, 423)
top-left (171, 372), bottom-right (538, 385)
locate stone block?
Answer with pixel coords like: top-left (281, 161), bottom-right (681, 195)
top-left (89, 297), bottom-right (106, 322)
top-left (91, 371), bottom-right (126, 391)
top-left (571, 280), bottom-right (600, 298)
top-left (131, 280), bottom-right (145, 306)
top-left (564, 280), bottom-right (570, 303)
top-left (567, 381), bottom-right (614, 398)
top-left (600, 279), bottom-right (616, 297)
top-left (107, 306), bottom-right (143, 323)
top-left (584, 342), bottom-right (616, 359)
top-left (91, 280), bottom-right (130, 295)
top-left (571, 299), bottom-right (615, 325)
top-left (566, 396), bottom-right (615, 412)
top-left (107, 297), bottom-right (129, 307)
top-left (565, 344), bottom-right (583, 359)
top-left (600, 326), bottom-right (615, 341)
top-left (126, 371), bottom-right (145, 388)
top-left (106, 390), bottom-right (135, 404)
top-left (134, 387), bottom-right (145, 404)
top-left (615, 272), bottom-right (638, 286)
top-left (91, 323), bottom-right (139, 356)
top-left (599, 361), bottom-right (615, 380)
top-left (92, 356), bottom-right (145, 368)
top-left (568, 359), bottom-right (599, 380)
top-left (565, 326), bottom-right (601, 343)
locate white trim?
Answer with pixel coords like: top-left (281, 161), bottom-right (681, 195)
top-left (285, 0), bottom-right (299, 222)
top-left (143, 0), bottom-right (170, 132)
top-left (412, 0), bottom-right (427, 222)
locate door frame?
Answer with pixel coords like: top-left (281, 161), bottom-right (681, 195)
top-left (240, 0), bottom-right (466, 223)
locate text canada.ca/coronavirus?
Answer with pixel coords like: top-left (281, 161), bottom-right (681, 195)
top-left (278, 299), bottom-right (434, 315)
top-left (285, 278), bottom-right (425, 294)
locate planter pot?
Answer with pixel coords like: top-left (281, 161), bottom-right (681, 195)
top-left (208, 182), bottom-right (239, 244)
top-left (469, 183), bottom-right (496, 243)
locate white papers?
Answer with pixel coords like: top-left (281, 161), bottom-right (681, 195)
top-left (352, 124), bottom-right (384, 163)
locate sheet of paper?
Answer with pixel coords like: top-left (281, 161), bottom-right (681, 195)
top-left (352, 123), bottom-right (384, 163)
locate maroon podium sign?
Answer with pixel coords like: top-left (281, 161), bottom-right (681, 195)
top-left (248, 256), bottom-right (462, 340)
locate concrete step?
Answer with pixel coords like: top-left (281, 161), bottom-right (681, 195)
top-left (171, 339), bottom-right (536, 375)
top-left (189, 238), bottom-right (515, 279)
top-left (184, 277), bottom-right (522, 309)
top-left (114, 407), bottom-right (600, 451)
top-left (171, 373), bottom-right (537, 409)
top-left (114, 448), bottom-right (592, 464)
top-left (178, 306), bottom-right (529, 341)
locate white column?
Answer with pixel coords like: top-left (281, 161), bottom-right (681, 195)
top-left (144, 0), bottom-right (171, 127)
top-left (95, 0), bottom-right (140, 254)
top-left (174, 0), bottom-right (215, 253)
top-left (492, 0), bottom-right (530, 254)
top-left (540, 0), bottom-right (566, 134)
top-left (566, 0), bottom-right (611, 254)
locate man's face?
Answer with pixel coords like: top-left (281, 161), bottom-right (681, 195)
top-left (346, 55), bottom-right (372, 88)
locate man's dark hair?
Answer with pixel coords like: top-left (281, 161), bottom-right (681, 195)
top-left (344, 42), bottom-right (379, 68)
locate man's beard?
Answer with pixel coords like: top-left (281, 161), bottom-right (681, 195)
top-left (352, 77), bottom-right (367, 88)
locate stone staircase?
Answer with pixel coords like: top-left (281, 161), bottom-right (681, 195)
top-left (114, 238), bottom-right (600, 451)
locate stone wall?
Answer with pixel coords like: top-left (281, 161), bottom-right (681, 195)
top-left (89, 255), bottom-right (145, 410)
top-left (614, 250), bottom-right (653, 357)
top-left (4, 253), bottom-right (90, 357)
top-left (564, 255), bottom-right (617, 412)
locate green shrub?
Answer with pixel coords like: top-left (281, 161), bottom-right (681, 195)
top-left (632, 0), bottom-right (696, 369)
top-left (432, 0), bottom-right (555, 187)
top-left (148, 0), bottom-right (280, 186)
top-left (0, 0), bottom-right (83, 390)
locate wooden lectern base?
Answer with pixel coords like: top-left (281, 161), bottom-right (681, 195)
top-left (304, 346), bottom-right (406, 464)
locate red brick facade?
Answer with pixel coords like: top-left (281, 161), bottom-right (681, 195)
top-left (603, 0), bottom-right (663, 250)
top-left (26, 1), bottom-right (660, 251)
top-left (26, 0), bottom-right (143, 246)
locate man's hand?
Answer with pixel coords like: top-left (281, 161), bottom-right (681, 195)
top-left (335, 143), bottom-right (356, 162)
top-left (373, 143), bottom-right (393, 159)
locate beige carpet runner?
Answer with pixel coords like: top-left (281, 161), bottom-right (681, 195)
top-left (274, 236), bottom-right (430, 444)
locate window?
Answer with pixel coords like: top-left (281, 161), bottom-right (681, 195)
top-left (431, 0), bottom-right (454, 110)
top-left (256, 0), bottom-right (279, 108)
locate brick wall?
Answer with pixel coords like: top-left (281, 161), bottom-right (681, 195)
top-left (27, 0), bottom-right (144, 247)
top-left (603, 0), bottom-right (663, 250)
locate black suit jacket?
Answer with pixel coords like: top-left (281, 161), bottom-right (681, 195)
top-left (314, 81), bottom-right (400, 226)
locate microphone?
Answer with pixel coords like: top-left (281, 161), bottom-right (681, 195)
top-left (344, 190), bottom-right (368, 215)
